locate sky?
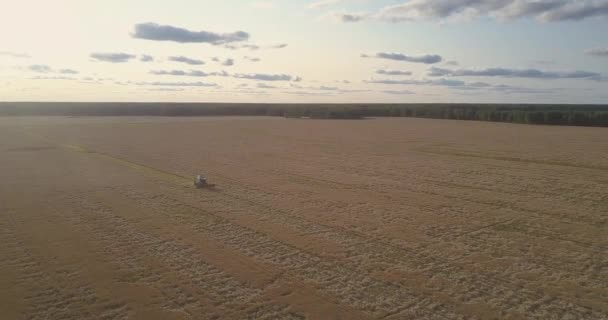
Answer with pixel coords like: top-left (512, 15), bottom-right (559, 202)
top-left (1, 0), bottom-right (607, 103)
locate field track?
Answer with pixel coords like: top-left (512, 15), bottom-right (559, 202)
top-left (1, 116), bottom-right (607, 319)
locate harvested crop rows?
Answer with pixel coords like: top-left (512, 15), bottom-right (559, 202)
top-left (1, 116), bottom-right (606, 319)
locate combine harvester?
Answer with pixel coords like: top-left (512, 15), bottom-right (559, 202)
top-left (194, 175), bottom-right (216, 189)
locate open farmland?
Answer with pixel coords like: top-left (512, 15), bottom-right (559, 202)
top-left (0, 116), bottom-right (607, 319)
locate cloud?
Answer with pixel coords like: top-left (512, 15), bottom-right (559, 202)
top-left (30, 76), bottom-right (76, 81)
top-left (444, 60), bottom-right (459, 66)
top-left (223, 43), bottom-right (260, 50)
top-left (225, 43), bottom-right (286, 50)
top-left (27, 65), bottom-right (78, 75)
top-left (234, 73), bottom-right (300, 81)
top-left (367, 77), bottom-right (560, 94)
top-left (244, 56), bottom-right (261, 62)
top-left (539, 1), bottom-right (608, 21)
top-left (585, 48), bottom-right (608, 57)
top-left (363, 52), bottom-right (442, 64)
top-left (336, 12), bottom-right (367, 22)
top-left (382, 89), bottom-right (415, 95)
top-left (28, 64), bottom-right (52, 73)
top-left (428, 66), bottom-right (603, 80)
top-left (136, 81), bottom-right (217, 87)
top-left (140, 54), bottom-right (154, 62)
top-left (0, 51), bottom-right (30, 58)
top-left (309, 85), bottom-right (339, 91)
top-left (377, 69), bottom-right (412, 76)
top-left (289, 84), bottom-right (366, 94)
top-left (147, 88), bottom-right (185, 92)
top-left (367, 78), bottom-right (477, 87)
top-left (150, 69), bottom-right (229, 77)
top-left (132, 22), bottom-right (249, 44)
top-left (257, 83), bottom-right (278, 89)
top-left (210, 57), bottom-right (235, 65)
top-left (150, 70), bottom-right (207, 77)
top-left (371, 0), bottom-right (608, 23)
top-left (269, 43), bottom-right (288, 49)
top-left (91, 52), bottom-right (136, 63)
top-left (242, 44), bottom-right (260, 50)
top-left (168, 56), bottom-right (205, 65)
top-left (59, 69), bottom-right (79, 74)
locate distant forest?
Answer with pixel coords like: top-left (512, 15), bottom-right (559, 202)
top-left (1, 102), bottom-right (607, 127)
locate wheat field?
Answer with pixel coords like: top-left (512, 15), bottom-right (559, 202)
top-left (1, 116), bottom-right (606, 319)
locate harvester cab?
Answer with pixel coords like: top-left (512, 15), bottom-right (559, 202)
top-left (194, 175), bottom-right (215, 189)
top-left (194, 175), bottom-right (207, 188)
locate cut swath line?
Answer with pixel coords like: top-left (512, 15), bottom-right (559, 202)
top-left (70, 145), bottom-right (192, 186)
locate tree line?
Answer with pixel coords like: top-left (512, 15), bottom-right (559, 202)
top-left (1, 102), bottom-right (607, 127)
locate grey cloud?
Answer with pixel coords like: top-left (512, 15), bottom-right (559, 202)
top-left (242, 44), bottom-right (260, 50)
top-left (234, 73), bottom-right (299, 81)
top-left (222, 58), bottom-right (235, 66)
top-left (444, 60), bottom-right (459, 66)
top-left (366, 78), bottom-right (469, 87)
top-left (91, 52), bottom-right (136, 63)
top-left (150, 69), bottom-right (229, 77)
top-left (338, 13), bottom-right (367, 22)
top-left (30, 76), bottom-right (76, 81)
top-left (147, 88), bottom-right (185, 92)
top-left (136, 81), bottom-right (217, 87)
top-left (27, 65), bottom-right (78, 75)
top-left (586, 48), bottom-right (608, 57)
top-left (59, 69), bottom-right (79, 74)
top-left (225, 43), bottom-right (286, 50)
top-left (28, 65), bottom-right (52, 73)
top-left (132, 22), bottom-right (249, 44)
top-left (428, 66), bottom-right (602, 80)
top-left (490, 85), bottom-right (558, 94)
top-left (313, 85), bottom-right (339, 90)
top-left (0, 51), bottom-right (30, 58)
top-left (540, 1), bottom-right (608, 21)
top-left (367, 77), bottom-right (559, 94)
top-left (382, 89), bottom-right (415, 95)
top-left (499, 1), bottom-right (567, 20)
top-left (269, 43), bottom-right (288, 49)
top-left (169, 56), bottom-right (205, 65)
top-left (365, 0), bottom-right (608, 23)
top-left (224, 43), bottom-right (259, 50)
top-left (290, 84), bottom-right (366, 94)
top-left (140, 55), bottom-right (154, 62)
top-left (150, 69), bottom-right (298, 81)
top-left (363, 52), bottom-right (442, 64)
top-left (244, 56), bottom-right (261, 62)
top-left (377, 69), bottom-right (413, 76)
top-left (150, 70), bottom-right (204, 77)
top-left (257, 83), bottom-right (278, 89)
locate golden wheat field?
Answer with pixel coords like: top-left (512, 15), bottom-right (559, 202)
top-left (0, 116), bottom-right (607, 320)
